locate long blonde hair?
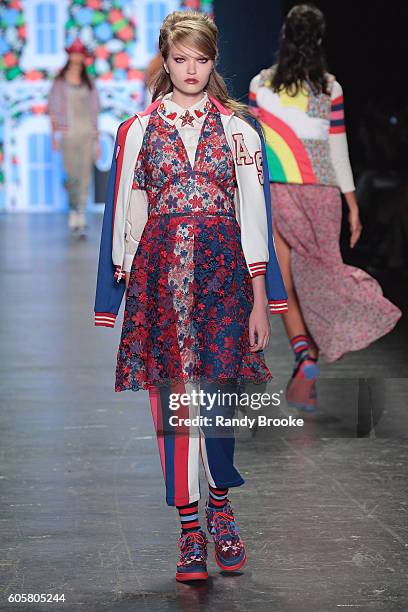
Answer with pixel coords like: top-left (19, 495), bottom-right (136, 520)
top-left (150, 11), bottom-right (251, 120)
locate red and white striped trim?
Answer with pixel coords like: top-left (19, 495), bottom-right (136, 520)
top-left (268, 300), bottom-right (288, 314)
top-left (95, 312), bottom-right (117, 328)
top-left (248, 261), bottom-right (267, 277)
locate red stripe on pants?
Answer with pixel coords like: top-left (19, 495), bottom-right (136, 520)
top-left (171, 381), bottom-right (190, 505)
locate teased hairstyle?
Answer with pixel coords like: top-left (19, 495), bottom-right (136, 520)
top-left (271, 4), bottom-right (329, 96)
top-left (150, 10), bottom-right (251, 119)
top-left (56, 59), bottom-right (94, 90)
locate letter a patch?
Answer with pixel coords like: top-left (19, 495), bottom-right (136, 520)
top-left (232, 133), bottom-right (253, 165)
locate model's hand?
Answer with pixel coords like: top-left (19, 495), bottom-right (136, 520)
top-left (51, 134), bottom-right (60, 151)
top-left (344, 192), bottom-right (362, 248)
top-left (348, 205), bottom-right (362, 248)
top-left (125, 272), bottom-right (130, 289)
top-left (94, 140), bottom-right (101, 162)
top-left (249, 302), bottom-right (270, 352)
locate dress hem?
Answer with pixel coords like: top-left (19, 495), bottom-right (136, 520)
top-left (321, 313), bottom-right (402, 363)
top-left (115, 373), bottom-right (273, 393)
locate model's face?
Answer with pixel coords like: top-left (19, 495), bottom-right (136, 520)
top-left (165, 42), bottom-right (214, 96)
top-left (69, 52), bottom-right (85, 67)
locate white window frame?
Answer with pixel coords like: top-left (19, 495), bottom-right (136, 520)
top-left (17, 115), bottom-right (65, 211)
top-left (132, 0), bottom-right (180, 68)
top-left (20, 0), bottom-right (68, 72)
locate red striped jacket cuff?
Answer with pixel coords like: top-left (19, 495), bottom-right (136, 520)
top-left (268, 300), bottom-right (288, 314)
top-left (248, 261), bottom-right (267, 277)
top-left (329, 125), bottom-right (346, 134)
top-left (95, 312), bottom-right (117, 327)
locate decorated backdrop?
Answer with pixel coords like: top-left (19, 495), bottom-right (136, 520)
top-left (0, 0), bottom-right (213, 211)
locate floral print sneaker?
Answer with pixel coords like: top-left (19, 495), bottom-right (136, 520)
top-left (175, 529), bottom-right (209, 582)
top-left (205, 501), bottom-right (246, 571)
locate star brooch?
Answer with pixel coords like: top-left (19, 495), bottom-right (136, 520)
top-left (179, 109), bottom-right (195, 127)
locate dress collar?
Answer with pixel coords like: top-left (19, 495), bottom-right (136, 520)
top-left (157, 91), bottom-right (212, 127)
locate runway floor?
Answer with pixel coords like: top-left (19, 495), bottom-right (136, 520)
top-left (1, 213), bottom-right (407, 611)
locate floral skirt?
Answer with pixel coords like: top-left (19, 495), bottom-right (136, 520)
top-left (115, 212), bottom-right (272, 391)
top-left (271, 182), bottom-right (402, 362)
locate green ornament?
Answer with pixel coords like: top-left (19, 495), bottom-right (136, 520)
top-left (112, 19), bottom-right (127, 33)
top-left (92, 11), bottom-right (105, 25)
top-left (7, 66), bottom-right (22, 80)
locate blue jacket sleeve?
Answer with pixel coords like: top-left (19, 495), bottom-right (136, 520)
top-left (94, 130), bottom-right (126, 327)
top-left (249, 115), bottom-right (288, 313)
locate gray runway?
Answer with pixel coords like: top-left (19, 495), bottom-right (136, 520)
top-left (1, 212), bottom-right (407, 611)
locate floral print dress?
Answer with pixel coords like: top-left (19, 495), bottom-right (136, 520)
top-left (115, 96), bottom-right (272, 391)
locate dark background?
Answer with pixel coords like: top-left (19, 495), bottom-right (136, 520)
top-left (215, 0), bottom-right (407, 167)
top-left (214, 0), bottom-right (408, 311)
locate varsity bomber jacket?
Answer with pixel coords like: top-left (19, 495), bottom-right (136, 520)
top-left (94, 95), bottom-right (288, 328)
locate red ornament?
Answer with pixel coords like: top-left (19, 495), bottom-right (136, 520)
top-left (4, 52), bottom-right (17, 68)
top-left (108, 9), bottom-right (122, 23)
top-left (26, 70), bottom-right (43, 81)
top-left (32, 104), bottom-right (46, 114)
top-left (127, 68), bottom-right (144, 80)
top-left (116, 25), bottom-right (133, 41)
top-left (114, 52), bottom-right (129, 69)
top-left (95, 46), bottom-right (109, 59)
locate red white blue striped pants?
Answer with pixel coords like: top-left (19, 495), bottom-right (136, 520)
top-left (148, 380), bottom-right (245, 506)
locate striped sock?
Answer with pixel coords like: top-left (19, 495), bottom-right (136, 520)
top-left (290, 335), bottom-right (310, 362)
top-left (208, 485), bottom-right (229, 509)
top-left (177, 501), bottom-right (200, 534)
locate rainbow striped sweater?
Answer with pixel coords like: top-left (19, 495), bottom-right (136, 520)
top-left (249, 67), bottom-right (355, 193)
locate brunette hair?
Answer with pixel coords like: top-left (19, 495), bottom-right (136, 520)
top-left (56, 59), bottom-right (94, 90)
top-left (150, 10), bottom-right (251, 119)
top-left (271, 4), bottom-right (330, 96)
